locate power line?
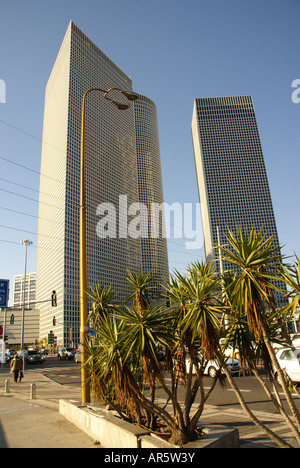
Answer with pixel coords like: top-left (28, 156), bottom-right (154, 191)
top-left (0, 224), bottom-right (63, 242)
top-left (0, 206), bottom-right (64, 226)
top-left (0, 118), bottom-right (66, 157)
top-left (0, 176), bottom-right (62, 200)
top-left (0, 238), bottom-right (63, 253)
top-left (0, 188), bottom-right (64, 211)
top-left (0, 155), bottom-right (64, 185)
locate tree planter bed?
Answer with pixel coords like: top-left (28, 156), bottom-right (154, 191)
top-left (59, 399), bottom-right (240, 448)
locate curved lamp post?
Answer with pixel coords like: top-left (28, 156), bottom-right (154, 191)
top-left (80, 87), bottom-right (139, 403)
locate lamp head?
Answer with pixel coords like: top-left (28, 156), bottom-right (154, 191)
top-left (121, 90), bottom-right (140, 101)
top-left (111, 100), bottom-right (130, 111)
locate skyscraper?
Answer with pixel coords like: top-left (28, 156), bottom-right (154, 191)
top-left (191, 95), bottom-right (286, 305)
top-left (37, 22), bottom-right (142, 347)
top-left (134, 95), bottom-right (169, 295)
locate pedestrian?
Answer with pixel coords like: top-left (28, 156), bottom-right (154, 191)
top-left (10, 354), bottom-right (23, 383)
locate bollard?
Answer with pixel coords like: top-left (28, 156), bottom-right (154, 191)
top-left (30, 383), bottom-right (36, 400)
top-left (5, 379), bottom-right (10, 394)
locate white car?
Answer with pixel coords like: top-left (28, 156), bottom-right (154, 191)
top-left (185, 354), bottom-right (240, 378)
top-left (292, 334), bottom-right (300, 347)
top-left (0, 352), bottom-right (9, 364)
top-left (275, 348), bottom-right (300, 384)
top-left (219, 339), bottom-right (240, 360)
top-left (272, 335), bottom-right (300, 354)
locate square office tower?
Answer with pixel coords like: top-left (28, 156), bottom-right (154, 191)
top-left (36, 22), bottom-right (141, 347)
top-left (191, 95), bottom-right (286, 305)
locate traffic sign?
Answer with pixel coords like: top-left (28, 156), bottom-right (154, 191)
top-left (0, 280), bottom-right (9, 308)
top-left (48, 332), bottom-right (54, 344)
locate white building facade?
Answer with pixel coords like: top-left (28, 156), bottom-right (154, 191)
top-left (2, 308), bottom-right (40, 347)
top-left (37, 22), bottom-right (169, 347)
top-left (37, 22), bottom-right (142, 347)
top-left (13, 273), bottom-right (36, 309)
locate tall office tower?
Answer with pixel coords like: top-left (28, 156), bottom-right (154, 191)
top-left (191, 95), bottom-right (286, 306)
top-left (134, 95), bottom-right (169, 296)
top-left (37, 22), bottom-right (141, 347)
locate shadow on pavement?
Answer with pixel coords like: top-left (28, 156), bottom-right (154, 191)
top-left (0, 420), bottom-right (8, 448)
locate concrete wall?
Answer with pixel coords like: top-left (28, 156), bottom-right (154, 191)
top-left (59, 399), bottom-right (240, 448)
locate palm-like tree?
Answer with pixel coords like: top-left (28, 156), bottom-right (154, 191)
top-left (280, 256), bottom-right (300, 318)
top-left (219, 227), bottom-right (282, 337)
top-left (85, 267), bottom-right (228, 445)
top-left (88, 283), bottom-right (120, 325)
top-left (162, 262), bottom-right (227, 442)
top-left (124, 269), bottom-right (153, 315)
top-left (219, 227), bottom-right (300, 446)
top-left (83, 238), bottom-right (300, 447)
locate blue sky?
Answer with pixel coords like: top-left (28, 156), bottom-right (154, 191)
top-left (0, 0), bottom-right (299, 303)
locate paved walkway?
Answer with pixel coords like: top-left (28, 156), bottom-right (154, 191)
top-left (0, 367), bottom-right (298, 448)
top-left (0, 368), bottom-right (100, 448)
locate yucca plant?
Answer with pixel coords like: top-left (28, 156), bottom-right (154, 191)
top-left (88, 283), bottom-right (120, 325)
top-left (124, 269), bottom-right (153, 315)
top-left (219, 227), bottom-right (300, 447)
top-left (85, 266), bottom-right (230, 445)
top-left (83, 239), bottom-right (300, 447)
top-left (162, 262), bottom-right (228, 442)
top-left (280, 256), bottom-right (300, 320)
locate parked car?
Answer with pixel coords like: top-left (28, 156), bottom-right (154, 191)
top-left (58, 347), bottom-right (76, 360)
top-left (26, 350), bottom-right (45, 365)
top-left (219, 339), bottom-right (240, 360)
top-left (271, 334), bottom-right (300, 354)
top-left (0, 352), bottom-right (9, 364)
top-left (292, 334), bottom-right (300, 347)
top-left (74, 351), bottom-right (81, 363)
top-left (185, 354), bottom-right (240, 378)
top-left (274, 348), bottom-right (300, 384)
top-left (271, 338), bottom-right (286, 354)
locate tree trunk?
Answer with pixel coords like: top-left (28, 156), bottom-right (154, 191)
top-left (169, 428), bottom-right (190, 447)
top-left (260, 321), bottom-right (300, 433)
top-left (253, 367), bottom-right (300, 445)
top-left (216, 352), bottom-right (294, 448)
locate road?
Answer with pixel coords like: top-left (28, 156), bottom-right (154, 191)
top-left (19, 357), bottom-right (300, 416)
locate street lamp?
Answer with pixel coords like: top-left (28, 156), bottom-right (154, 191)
top-left (80, 86), bottom-right (139, 404)
top-left (20, 239), bottom-right (33, 367)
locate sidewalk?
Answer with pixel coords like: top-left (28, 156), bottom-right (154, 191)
top-left (0, 368), bottom-right (100, 448)
top-left (0, 367), bottom-right (298, 448)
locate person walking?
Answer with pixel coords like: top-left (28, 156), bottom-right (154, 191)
top-left (10, 354), bottom-right (23, 383)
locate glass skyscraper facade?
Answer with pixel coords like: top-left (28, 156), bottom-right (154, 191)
top-left (37, 22), bottom-right (168, 346)
top-left (191, 95), bottom-right (286, 305)
top-left (134, 95), bottom-right (169, 295)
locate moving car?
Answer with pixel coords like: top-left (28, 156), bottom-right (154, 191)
top-left (58, 347), bottom-right (76, 360)
top-left (26, 350), bottom-right (45, 365)
top-left (74, 351), bottom-right (81, 363)
top-left (274, 348), bottom-right (300, 384)
top-left (6, 350), bottom-right (16, 362)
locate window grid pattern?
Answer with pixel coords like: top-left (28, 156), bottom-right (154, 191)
top-left (192, 95), bottom-right (287, 306)
top-left (37, 22), bottom-right (141, 346)
top-left (134, 96), bottom-right (169, 296)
